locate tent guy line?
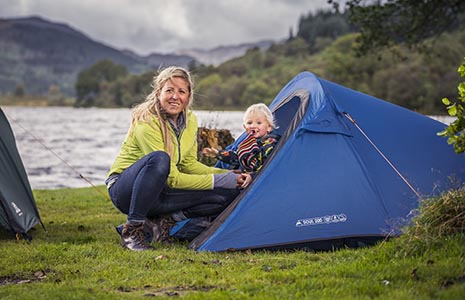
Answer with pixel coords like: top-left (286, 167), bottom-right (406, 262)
top-left (342, 112), bottom-right (422, 199)
top-left (2, 109), bottom-right (110, 201)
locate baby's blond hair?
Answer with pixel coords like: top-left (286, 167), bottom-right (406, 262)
top-left (243, 103), bottom-right (276, 129)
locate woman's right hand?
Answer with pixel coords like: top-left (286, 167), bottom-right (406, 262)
top-left (237, 173), bottom-right (252, 189)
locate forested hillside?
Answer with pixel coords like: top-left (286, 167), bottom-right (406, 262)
top-left (0, 16), bottom-right (194, 97)
top-left (58, 10), bottom-right (465, 114)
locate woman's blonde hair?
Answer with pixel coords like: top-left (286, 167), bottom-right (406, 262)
top-left (129, 66), bottom-right (194, 157)
top-left (243, 103), bottom-right (276, 129)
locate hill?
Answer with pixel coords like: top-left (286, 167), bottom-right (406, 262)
top-left (192, 28), bottom-right (465, 114)
top-left (0, 16), bottom-right (273, 98)
top-left (175, 40), bottom-right (273, 66)
top-left (0, 16), bottom-right (195, 96)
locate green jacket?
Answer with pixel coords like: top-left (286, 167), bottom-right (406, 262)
top-left (108, 110), bottom-right (226, 190)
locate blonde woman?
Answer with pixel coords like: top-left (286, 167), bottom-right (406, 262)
top-left (106, 67), bottom-right (249, 251)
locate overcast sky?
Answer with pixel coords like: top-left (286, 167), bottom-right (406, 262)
top-left (0, 0), bottom-right (331, 55)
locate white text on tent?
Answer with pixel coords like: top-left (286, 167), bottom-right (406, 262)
top-left (295, 214), bottom-right (347, 227)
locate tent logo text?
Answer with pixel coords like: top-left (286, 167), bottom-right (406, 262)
top-left (295, 213), bottom-right (347, 227)
top-left (11, 202), bottom-right (23, 216)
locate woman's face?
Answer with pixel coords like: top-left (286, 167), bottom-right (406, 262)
top-left (158, 77), bottom-right (190, 121)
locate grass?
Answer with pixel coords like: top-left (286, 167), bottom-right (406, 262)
top-left (0, 186), bottom-right (464, 299)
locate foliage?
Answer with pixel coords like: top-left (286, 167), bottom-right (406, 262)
top-left (329, 0), bottom-right (465, 55)
top-left (71, 27), bottom-right (465, 114)
top-left (408, 187), bottom-right (465, 239)
top-left (0, 17), bottom-right (174, 97)
top-left (321, 31), bottom-right (465, 113)
top-left (438, 58), bottom-right (465, 153)
top-left (0, 187), bottom-right (464, 299)
top-left (0, 95), bottom-right (50, 107)
top-left (75, 60), bottom-right (129, 107)
top-left (393, 184), bottom-right (465, 259)
top-left (99, 71), bottom-right (154, 108)
top-left (159, 2), bottom-right (465, 114)
top-left (297, 9), bottom-right (355, 53)
top-left (14, 85), bottom-right (25, 97)
top-left (70, 10), bottom-right (465, 114)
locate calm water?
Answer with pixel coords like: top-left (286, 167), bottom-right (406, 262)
top-left (2, 106), bottom-right (245, 189)
top-left (2, 106), bottom-right (453, 190)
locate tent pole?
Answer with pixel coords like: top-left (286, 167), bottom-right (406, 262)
top-left (343, 112), bottom-right (422, 199)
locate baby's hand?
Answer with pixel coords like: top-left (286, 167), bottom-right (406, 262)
top-left (202, 147), bottom-right (218, 157)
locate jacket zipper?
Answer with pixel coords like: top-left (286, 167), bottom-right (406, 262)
top-left (176, 130), bottom-right (183, 165)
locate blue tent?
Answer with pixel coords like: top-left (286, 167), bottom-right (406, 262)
top-left (189, 71), bottom-right (465, 252)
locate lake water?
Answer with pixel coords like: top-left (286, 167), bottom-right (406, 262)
top-left (1, 106), bottom-right (454, 190)
top-left (2, 106), bottom-right (245, 190)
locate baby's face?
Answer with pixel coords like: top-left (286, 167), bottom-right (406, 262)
top-left (243, 112), bottom-right (272, 138)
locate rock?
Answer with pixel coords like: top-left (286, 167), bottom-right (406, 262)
top-left (197, 127), bottom-right (234, 166)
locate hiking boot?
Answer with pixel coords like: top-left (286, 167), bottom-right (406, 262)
top-left (159, 216), bottom-right (176, 243)
top-left (115, 222), bottom-right (153, 243)
top-left (120, 222), bottom-right (155, 251)
top-left (143, 218), bottom-right (160, 242)
top-left (146, 216), bottom-right (176, 243)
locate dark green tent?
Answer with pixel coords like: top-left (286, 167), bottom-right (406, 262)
top-left (0, 108), bottom-right (42, 239)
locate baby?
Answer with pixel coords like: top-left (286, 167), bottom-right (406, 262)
top-left (203, 103), bottom-right (280, 174)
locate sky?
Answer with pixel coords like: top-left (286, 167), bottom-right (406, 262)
top-left (0, 0), bottom-right (330, 55)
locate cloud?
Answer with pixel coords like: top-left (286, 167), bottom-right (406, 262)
top-left (0, 0), bottom-right (330, 55)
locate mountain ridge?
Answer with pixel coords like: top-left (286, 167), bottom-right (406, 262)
top-left (0, 16), bottom-right (267, 96)
top-left (175, 40), bottom-right (273, 66)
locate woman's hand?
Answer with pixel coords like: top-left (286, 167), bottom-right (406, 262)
top-left (202, 147), bottom-right (219, 157)
top-left (236, 173), bottom-right (252, 189)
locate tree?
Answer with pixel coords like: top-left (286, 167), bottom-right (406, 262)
top-left (329, 0), bottom-right (465, 153)
top-left (14, 84), bottom-right (25, 97)
top-left (329, 0), bottom-right (465, 55)
top-left (297, 9), bottom-right (353, 53)
top-left (284, 38), bottom-right (310, 57)
top-left (288, 27), bottom-right (294, 41)
top-left (75, 60), bottom-right (128, 107)
top-left (47, 84), bottom-right (64, 104)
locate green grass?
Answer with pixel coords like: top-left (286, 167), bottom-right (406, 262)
top-left (0, 186), bottom-right (464, 299)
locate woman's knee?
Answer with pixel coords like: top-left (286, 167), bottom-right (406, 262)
top-left (211, 190), bottom-right (239, 207)
top-left (146, 151), bottom-right (170, 175)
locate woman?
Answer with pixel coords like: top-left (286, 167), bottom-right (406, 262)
top-left (106, 66), bottom-right (250, 251)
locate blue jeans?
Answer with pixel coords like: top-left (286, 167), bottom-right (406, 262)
top-left (107, 151), bottom-right (239, 222)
